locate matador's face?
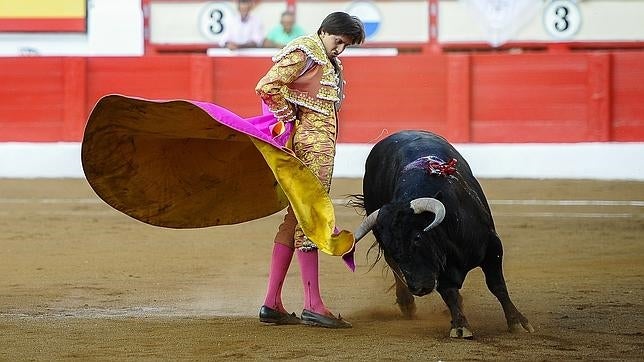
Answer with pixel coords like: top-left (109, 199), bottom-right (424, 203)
top-left (319, 32), bottom-right (352, 58)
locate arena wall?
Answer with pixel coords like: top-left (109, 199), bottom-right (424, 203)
top-left (1, 52), bottom-right (643, 143)
top-left (1, 0), bottom-right (644, 179)
top-left (0, 51), bottom-right (643, 179)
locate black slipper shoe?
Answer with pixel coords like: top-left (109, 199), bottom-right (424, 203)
top-left (301, 309), bottom-right (352, 329)
top-left (259, 305), bottom-right (302, 325)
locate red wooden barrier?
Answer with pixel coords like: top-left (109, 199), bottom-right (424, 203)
top-left (470, 52), bottom-right (605, 142)
top-left (210, 57), bottom-right (272, 117)
top-left (612, 52), bottom-right (644, 141)
top-left (0, 58), bottom-right (68, 141)
top-left (339, 55), bottom-right (448, 143)
top-left (1, 51), bottom-right (643, 143)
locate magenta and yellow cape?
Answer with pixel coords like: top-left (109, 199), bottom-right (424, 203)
top-left (81, 95), bottom-right (357, 270)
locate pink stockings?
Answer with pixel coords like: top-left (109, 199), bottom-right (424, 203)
top-left (296, 248), bottom-right (329, 314)
top-left (263, 243), bottom-right (293, 312)
top-left (262, 243), bottom-right (328, 315)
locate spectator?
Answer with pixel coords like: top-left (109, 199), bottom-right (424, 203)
top-left (219, 0), bottom-right (264, 50)
top-left (263, 10), bottom-right (306, 48)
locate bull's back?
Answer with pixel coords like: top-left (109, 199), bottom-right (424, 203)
top-left (363, 130), bottom-right (477, 213)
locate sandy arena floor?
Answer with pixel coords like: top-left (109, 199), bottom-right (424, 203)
top-left (0, 178), bottom-right (643, 360)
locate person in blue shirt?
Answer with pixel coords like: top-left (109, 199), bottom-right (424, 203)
top-left (263, 10), bottom-right (306, 48)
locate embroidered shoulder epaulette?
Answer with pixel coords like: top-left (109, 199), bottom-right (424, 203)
top-left (273, 34), bottom-right (328, 66)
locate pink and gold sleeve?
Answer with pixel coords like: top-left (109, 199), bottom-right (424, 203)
top-left (255, 50), bottom-right (307, 123)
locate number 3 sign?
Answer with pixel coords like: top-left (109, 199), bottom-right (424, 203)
top-left (543, 0), bottom-right (581, 39)
top-left (198, 2), bottom-right (234, 42)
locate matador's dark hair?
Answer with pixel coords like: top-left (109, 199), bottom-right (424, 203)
top-left (317, 12), bottom-right (366, 45)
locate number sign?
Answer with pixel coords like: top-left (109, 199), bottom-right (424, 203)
top-left (543, 0), bottom-right (581, 39)
top-left (198, 2), bottom-right (234, 42)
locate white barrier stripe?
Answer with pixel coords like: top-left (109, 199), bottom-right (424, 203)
top-left (3, 142), bottom-right (644, 179)
top-left (331, 198), bottom-right (644, 207)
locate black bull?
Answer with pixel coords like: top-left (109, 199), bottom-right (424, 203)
top-left (354, 130), bottom-right (533, 338)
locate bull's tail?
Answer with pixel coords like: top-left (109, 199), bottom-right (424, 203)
top-left (346, 194), bottom-right (365, 214)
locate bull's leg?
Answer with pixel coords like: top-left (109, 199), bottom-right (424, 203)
top-left (437, 285), bottom-right (473, 339)
top-left (384, 255), bottom-right (416, 319)
top-left (481, 235), bottom-right (534, 333)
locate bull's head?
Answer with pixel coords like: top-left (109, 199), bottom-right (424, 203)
top-left (355, 198), bottom-right (446, 296)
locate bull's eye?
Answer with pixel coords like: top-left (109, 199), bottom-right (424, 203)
top-left (412, 232), bottom-right (423, 246)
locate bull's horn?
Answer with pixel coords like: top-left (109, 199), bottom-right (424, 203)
top-left (409, 198), bottom-right (446, 231)
top-left (354, 209), bottom-right (379, 242)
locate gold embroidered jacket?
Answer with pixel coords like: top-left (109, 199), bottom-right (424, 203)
top-left (255, 34), bottom-right (344, 124)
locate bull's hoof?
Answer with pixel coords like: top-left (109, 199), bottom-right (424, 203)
top-left (509, 321), bottom-right (535, 333)
top-left (449, 326), bottom-right (474, 339)
top-left (398, 301), bottom-right (416, 319)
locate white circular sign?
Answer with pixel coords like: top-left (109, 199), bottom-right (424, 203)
top-left (198, 2), bottom-right (234, 42)
top-left (543, 0), bottom-right (581, 39)
top-left (346, 1), bottom-right (382, 39)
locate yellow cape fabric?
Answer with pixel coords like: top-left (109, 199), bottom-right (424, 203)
top-left (251, 139), bottom-right (354, 256)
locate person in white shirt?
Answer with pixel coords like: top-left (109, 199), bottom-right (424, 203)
top-left (219, 0), bottom-right (264, 50)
